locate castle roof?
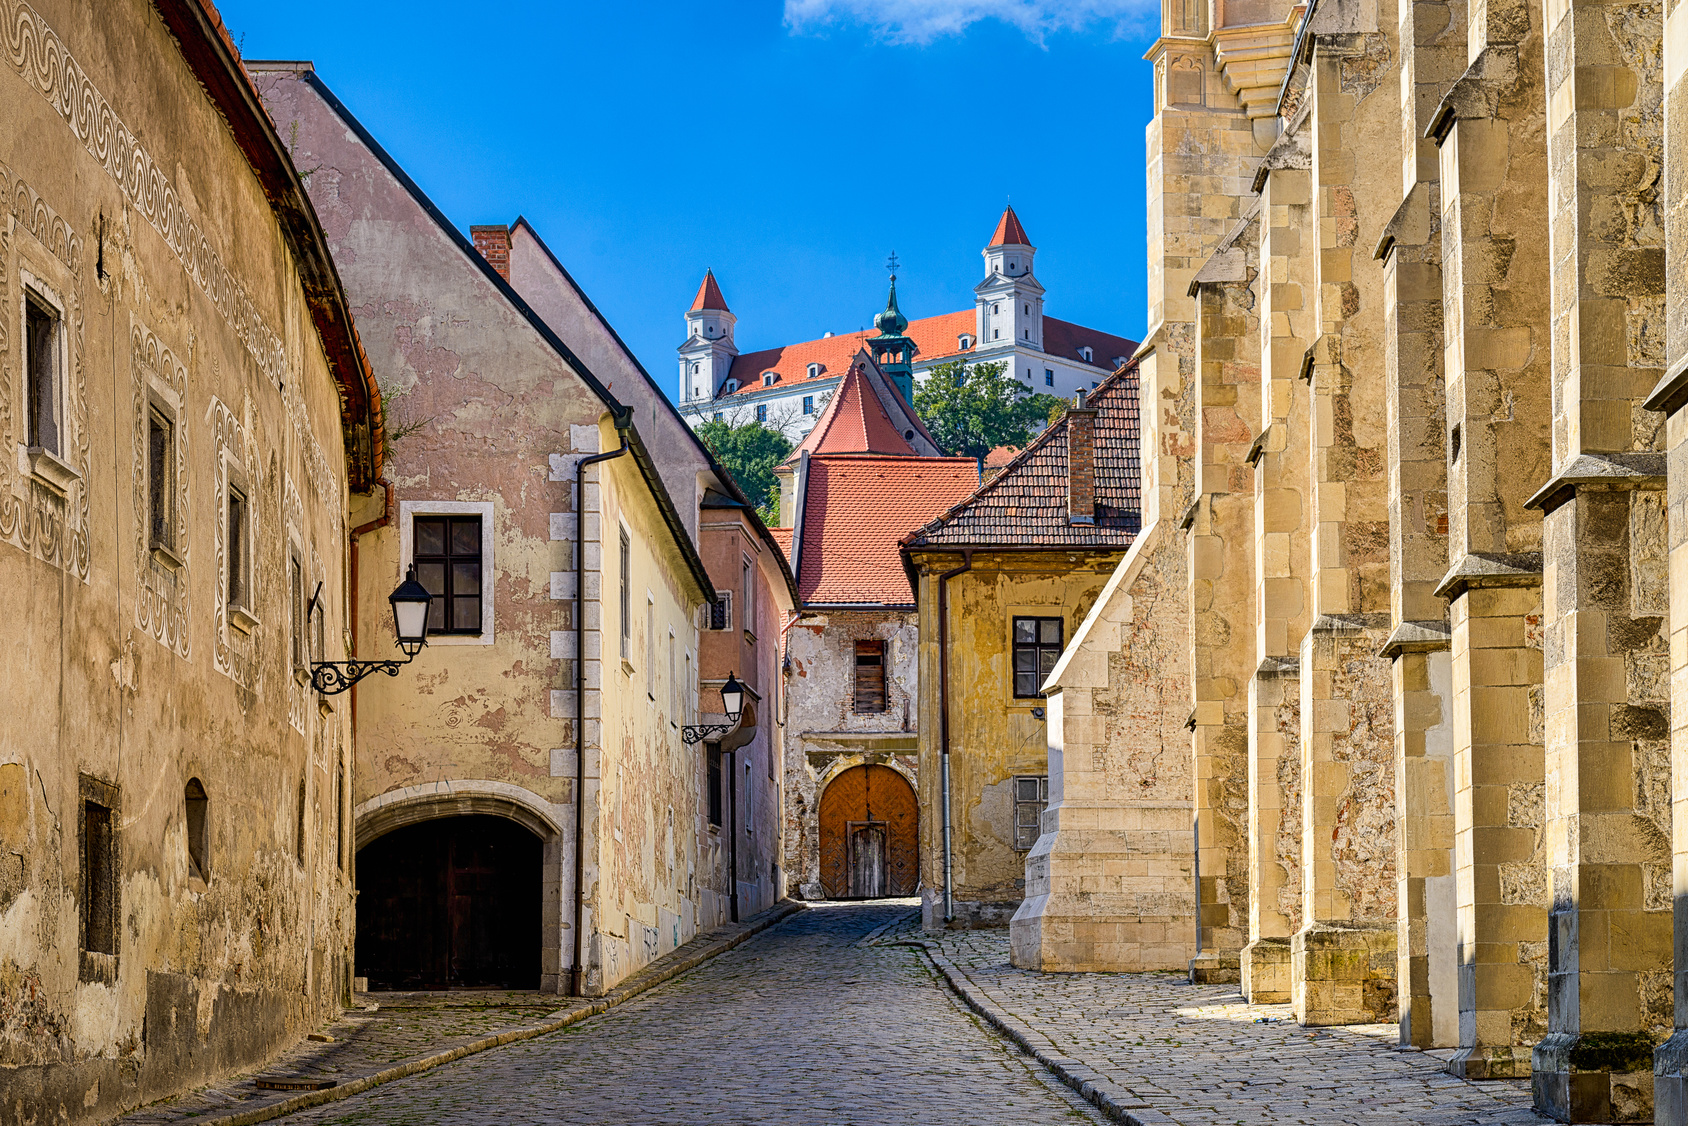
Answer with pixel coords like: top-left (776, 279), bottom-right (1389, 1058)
top-left (901, 361), bottom-right (1142, 551)
top-left (715, 311), bottom-right (1136, 402)
top-left (988, 205), bottom-right (1031, 248)
top-left (690, 269), bottom-right (730, 313)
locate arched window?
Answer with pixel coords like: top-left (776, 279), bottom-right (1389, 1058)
top-left (691, 363), bottom-right (699, 375)
top-left (1079, 346), bottom-right (1094, 363)
top-left (724, 379), bottom-right (738, 392)
top-left (185, 778), bottom-right (209, 882)
top-left (807, 362), bottom-right (821, 378)
top-left (958, 334), bottom-right (973, 350)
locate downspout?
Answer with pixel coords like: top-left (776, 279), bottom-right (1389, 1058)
top-left (936, 549), bottom-right (973, 926)
top-left (343, 476), bottom-right (392, 1003)
top-left (573, 418), bottom-right (631, 997)
top-left (727, 748), bottom-right (739, 923)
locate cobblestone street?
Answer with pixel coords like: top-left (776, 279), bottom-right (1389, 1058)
top-left (278, 902), bottom-right (1106, 1125)
top-left (184, 902), bottom-right (1556, 1126)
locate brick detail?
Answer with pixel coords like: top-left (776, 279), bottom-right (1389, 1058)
top-left (470, 225), bottom-right (511, 281)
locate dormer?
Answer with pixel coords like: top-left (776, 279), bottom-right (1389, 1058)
top-left (958, 333), bottom-right (975, 351)
top-left (806, 362), bottom-right (823, 379)
top-left (762, 371), bottom-right (778, 387)
top-left (724, 378), bottom-right (739, 393)
top-left (1079, 346), bottom-right (1094, 363)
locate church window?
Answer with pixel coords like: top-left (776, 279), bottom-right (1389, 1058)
top-left (756, 404), bottom-right (768, 422)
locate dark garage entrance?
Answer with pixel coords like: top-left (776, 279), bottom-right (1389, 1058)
top-left (356, 815), bottom-right (541, 990)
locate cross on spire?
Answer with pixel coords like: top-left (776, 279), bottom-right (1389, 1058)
top-left (885, 250), bottom-right (900, 278)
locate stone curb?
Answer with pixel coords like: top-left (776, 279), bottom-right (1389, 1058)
top-left (895, 938), bottom-right (1181, 1126)
top-left (173, 900), bottom-right (806, 1126)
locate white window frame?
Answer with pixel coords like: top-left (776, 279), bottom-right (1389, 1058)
top-left (762, 372), bottom-right (777, 386)
top-left (806, 362), bottom-right (821, 378)
top-left (398, 500), bottom-right (495, 645)
top-left (709, 589), bottom-right (733, 631)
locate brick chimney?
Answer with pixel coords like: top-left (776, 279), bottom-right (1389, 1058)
top-left (1067, 389), bottom-right (1097, 525)
top-left (470, 224), bottom-right (511, 281)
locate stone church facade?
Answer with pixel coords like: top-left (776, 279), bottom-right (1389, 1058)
top-left (1013, 0), bottom-right (1688, 1119)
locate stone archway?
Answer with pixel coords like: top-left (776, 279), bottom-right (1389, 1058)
top-left (818, 764), bottom-right (917, 898)
top-left (353, 782), bottom-right (563, 991)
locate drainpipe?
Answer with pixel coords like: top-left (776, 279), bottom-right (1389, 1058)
top-left (573, 418), bottom-right (631, 997)
top-left (727, 748), bottom-right (739, 923)
top-left (343, 476), bottom-right (392, 1007)
top-left (936, 550), bottom-right (972, 926)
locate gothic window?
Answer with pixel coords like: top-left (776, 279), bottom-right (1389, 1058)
top-left (1169, 56), bottom-right (1206, 106)
top-left (414, 515), bottom-right (483, 634)
top-left (1013, 616), bottom-right (1064, 697)
top-left (184, 778), bottom-right (209, 882)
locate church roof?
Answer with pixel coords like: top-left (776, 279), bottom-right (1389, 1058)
top-left (988, 206), bottom-right (1031, 248)
top-left (902, 362), bottom-right (1142, 551)
top-left (791, 361), bottom-right (917, 457)
top-left (716, 311), bottom-right (1136, 401)
top-left (690, 270), bottom-right (730, 313)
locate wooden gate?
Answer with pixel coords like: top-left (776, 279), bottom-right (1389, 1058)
top-left (818, 765), bottom-right (916, 898)
top-left (356, 814), bottom-right (541, 989)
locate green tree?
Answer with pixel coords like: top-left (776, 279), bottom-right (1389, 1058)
top-left (694, 419), bottom-right (793, 524)
top-left (914, 360), bottom-right (1067, 460)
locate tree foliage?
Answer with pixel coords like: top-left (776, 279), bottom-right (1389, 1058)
top-left (914, 360), bottom-right (1067, 460)
top-left (694, 419), bottom-right (793, 524)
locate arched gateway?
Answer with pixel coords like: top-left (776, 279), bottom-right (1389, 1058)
top-left (818, 764), bottom-right (917, 898)
top-left (356, 813), bottom-right (543, 990)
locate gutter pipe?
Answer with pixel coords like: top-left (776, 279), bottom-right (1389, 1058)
top-left (936, 550), bottom-right (973, 926)
top-left (572, 417), bottom-right (631, 997)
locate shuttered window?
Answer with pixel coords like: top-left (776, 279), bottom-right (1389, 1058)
top-left (853, 641), bottom-right (886, 713)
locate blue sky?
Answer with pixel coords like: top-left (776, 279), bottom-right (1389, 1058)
top-left (221, 0), bottom-right (1159, 401)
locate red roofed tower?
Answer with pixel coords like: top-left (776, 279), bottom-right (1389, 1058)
top-left (679, 269), bottom-right (738, 406)
top-left (976, 207), bottom-right (1044, 354)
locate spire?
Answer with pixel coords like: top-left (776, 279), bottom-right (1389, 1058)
top-left (689, 269), bottom-right (730, 313)
top-left (988, 205), bottom-right (1030, 248)
top-left (874, 275), bottom-right (909, 337)
top-left (868, 257), bottom-right (917, 404)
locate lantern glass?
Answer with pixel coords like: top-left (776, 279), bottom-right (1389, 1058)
top-left (720, 672), bottom-right (744, 719)
top-left (389, 566), bottom-right (433, 656)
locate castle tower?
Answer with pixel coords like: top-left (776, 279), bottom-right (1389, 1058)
top-left (867, 273), bottom-right (917, 404)
top-left (975, 206), bottom-right (1044, 352)
top-left (678, 269), bottom-right (737, 404)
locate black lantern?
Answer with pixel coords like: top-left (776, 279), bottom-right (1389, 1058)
top-left (683, 670), bottom-right (748, 745)
top-left (311, 567), bottom-right (434, 695)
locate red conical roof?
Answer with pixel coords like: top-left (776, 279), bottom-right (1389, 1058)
top-left (690, 269), bottom-right (730, 313)
top-left (988, 206), bottom-right (1030, 248)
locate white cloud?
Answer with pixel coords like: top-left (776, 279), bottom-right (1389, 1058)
top-left (783, 0), bottom-right (1153, 45)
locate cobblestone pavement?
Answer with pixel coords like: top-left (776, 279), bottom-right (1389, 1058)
top-left (916, 924), bottom-right (1547, 1125)
top-left (275, 901), bottom-right (1106, 1125)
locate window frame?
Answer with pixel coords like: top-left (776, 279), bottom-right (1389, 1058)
top-left (620, 524), bottom-right (632, 661)
top-left (802, 395), bottom-right (814, 415)
top-left (1012, 615), bottom-right (1065, 698)
top-left (709, 589), bottom-right (732, 631)
top-left (23, 282), bottom-right (63, 458)
top-left (755, 404), bottom-right (768, 423)
top-left (184, 777), bottom-right (210, 883)
top-left (398, 501), bottom-right (495, 644)
top-left (225, 480), bottom-right (257, 632)
top-left (409, 513), bottom-right (485, 638)
top-left (78, 774), bottom-right (120, 980)
top-left (288, 548), bottom-right (307, 673)
top-left (741, 555), bottom-right (755, 637)
top-left (146, 404), bottom-right (178, 558)
top-left (1012, 774), bottom-right (1049, 851)
top-left (706, 745), bottom-right (724, 828)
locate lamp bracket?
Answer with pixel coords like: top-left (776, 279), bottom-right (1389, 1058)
top-left (681, 715), bottom-right (742, 746)
top-left (310, 650), bottom-right (418, 696)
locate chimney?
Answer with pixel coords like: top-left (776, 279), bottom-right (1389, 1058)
top-left (1067, 389), bottom-right (1097, 525)
top-left (470, 225), bottom-right (511, 281)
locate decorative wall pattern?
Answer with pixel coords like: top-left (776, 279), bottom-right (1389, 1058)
top-left (1, 0), bottom-right (288, 389)
top-left (284, 471), bottom-right (305, 733)
top-left (131, 317), bottom-right (190, 656)
top-left (0, 158), bottom-right (89, 581)
top-left (210, 395), bottom-right (255, 690)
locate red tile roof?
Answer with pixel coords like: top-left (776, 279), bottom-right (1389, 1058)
top-left (796, 455), bottom-right (980, 605)
top-left (717, 311), bottom-right (1136, 399)
top-left (984, 444), bottom-right (1020, 468)
top-left (792, 361), bottom-right (916, 457)
top-left (767, 526), bottom-right (793, 556)
top-left (902, 362), bottom-right (1142, 551)
top-left (989, 206), bottom-right (1031, 248)
top-left (690, 270), bottom-right (730, 313)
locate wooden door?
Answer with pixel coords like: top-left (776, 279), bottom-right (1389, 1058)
top-left (847, 822), bottom-right (887, 897)
top-left (356, 814), bottom-right (542, 989)
top-left (818, 765), bottom-right (917, 898)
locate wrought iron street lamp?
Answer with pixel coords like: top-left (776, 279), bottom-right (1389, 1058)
top-left (682, 671), bottom-right (745, 745)
top-left (310, 566), bottom-right (433, 695)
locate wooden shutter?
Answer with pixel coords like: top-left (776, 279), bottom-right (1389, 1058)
top-left (853, 641), bottom-right (886, 713)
